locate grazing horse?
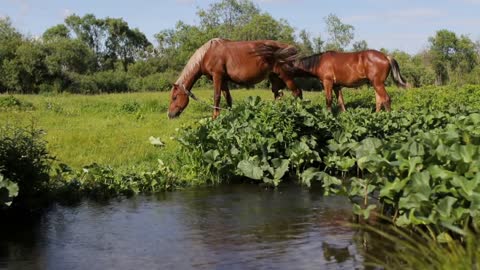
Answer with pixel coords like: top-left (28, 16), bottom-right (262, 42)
top-left (292, 50), bottom-right (409, 112)
top-left (167, 38), bottom-right (302, 119)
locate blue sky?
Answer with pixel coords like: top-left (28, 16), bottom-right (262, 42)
top-left (1, 0), bottom-right (479, 54)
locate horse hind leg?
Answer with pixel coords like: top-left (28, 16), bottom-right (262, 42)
top-left (323, 79), bottom-right (334, 111)
top-left (333, 86), bottom-right (346, 112)
top-left (372, 81), bottom-right (391, 112)
top-left (221, 80), bottom-right (232, 108)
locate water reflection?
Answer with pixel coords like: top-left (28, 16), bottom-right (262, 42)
top-left (0, 184), bottom-right (384, 270)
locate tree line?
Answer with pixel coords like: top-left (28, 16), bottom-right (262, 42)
top-left (0, 0), bottom-right (479, 94)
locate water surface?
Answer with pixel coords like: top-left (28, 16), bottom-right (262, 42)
top-left (0, 184), bottom-right (381, 270)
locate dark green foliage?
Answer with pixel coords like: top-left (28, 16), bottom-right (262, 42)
top-left (67, 71), bottom-right (132, 94)
top-left (0, 96), bottom-right (33, 110)
top-left (0, 125), bottom-right (51, 206)
top-left (0, 173), bottom-right (18, 207)
top-left (51, 161), bottom-right (183, 200)
top-left (172, 85), bottom-right (480, 237)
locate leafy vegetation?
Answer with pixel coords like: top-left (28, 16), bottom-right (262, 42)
top-left (361, 225), bottom-right (480, 270)
top-left (170, 85), bottom-right (480, 237)
top-left (1, 85), bottom-right (480, 240)
top-left (0, 124), bottom-right (51, 208)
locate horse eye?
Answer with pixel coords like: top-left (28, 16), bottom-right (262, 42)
top-left (173, 95), bottom-right (177, 101)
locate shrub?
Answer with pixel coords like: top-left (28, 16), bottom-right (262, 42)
top-left (0, 95), bottom-right (34, 110)
top-left (0, 124), bottom-right (52, 206)
top-left (129, 72), bottom-right (173, 91)
top-left (0, 173), bottom-right (19, 207)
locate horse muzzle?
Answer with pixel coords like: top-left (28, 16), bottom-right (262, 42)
top-left (168, 110), bottom-right (182, 119)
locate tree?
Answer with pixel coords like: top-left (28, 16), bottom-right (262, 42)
top-left (197, 0), bottom-right (260, 38)
top-left (298, 30), bottom-right (314, 55)
top-left (428, 30), bottom-right (478, 85)
top-left (352, 40), bottom-right (368, 52)
top-left (324, 14), bottom-right (354, 51)
top-left (236, 13), bottom-right (294, 43)
top-left (44, 38), bottom-right (95, 75)
top-left (154, 0), bottom-right (296, 72)
top-left (2, 39), bottom-right (47, 93)
top-left (43, 24), bottom-right (70, 41)
top-left (0, 17), bottom-right (24, 92)
top-left (65, 14), bottom-right (107, 68)
top-left (104, 18), bottom-right (151, 71)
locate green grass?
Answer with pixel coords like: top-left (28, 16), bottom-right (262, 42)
top-left (1, 85), bottom-right (479, 172)
top-left (0, 89), bottom-right (325, 170)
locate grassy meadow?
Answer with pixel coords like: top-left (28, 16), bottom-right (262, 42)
top-left (1, 84), bottom-right (479, 173)
top-left (0, 88), bottom-right (325, 171)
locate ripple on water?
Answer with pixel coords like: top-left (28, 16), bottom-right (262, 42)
top-left (1, 184), bottom-right (378, 270)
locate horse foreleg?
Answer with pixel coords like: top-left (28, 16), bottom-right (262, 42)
top-left (373, 83), bottom-right (391, 112)
top-left (323, 80), bottom-right (334, 111)
top-left (269, 73), bottom-right (285, 100)
top-left (212, 73), bottom-right (223, 119)
top-left (221, 80), bottom-right (232, 108)
top-left (276, 70), bottom-right (303, 99)
top-left (333, 86), bottom-right (346, 112)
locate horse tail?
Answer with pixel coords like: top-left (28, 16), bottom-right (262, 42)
top-left (387, 56), bottom-right (410, 88)
top-left (254, 44), bottom-right (299, 64)
top-left (273, 45), bottom-right (300, 63)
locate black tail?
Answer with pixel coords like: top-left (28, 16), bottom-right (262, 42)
top-left (387, 56), bottom-right (409, 88)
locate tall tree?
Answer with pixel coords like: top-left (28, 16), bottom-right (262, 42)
top-left (324, 14), bottom-right (354, 51)
top-left (104, 18), bottom-right (151, 71)
top-left (2, 39), bottom-right (47, 93)
top-left (197, 0), bottom-right (260, 38)
top-left (65, 14), bottom-right (106, 68)
top-left (298, 30), bottom-right (314, 55)
top-left (0, 17), bottom-right (24, 92)
top-left (428, 30), bottom-right (477, 85)
top-left (236, 14), bottom-right (294, 43)
top-left (43, 24), bottom-right (70, 41)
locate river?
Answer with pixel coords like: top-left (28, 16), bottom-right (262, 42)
top-left (0, 184), bottom-right (386, 270)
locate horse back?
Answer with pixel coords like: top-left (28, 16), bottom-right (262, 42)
top-left (317, 50), bottom-right (390, 85)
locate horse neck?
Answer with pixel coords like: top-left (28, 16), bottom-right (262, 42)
top-left (294, 56), bottom-right (320, 77)
top-left (175, 39), bottom-right (219, 91)
top-left (176, 66), bottom-right (202, 91)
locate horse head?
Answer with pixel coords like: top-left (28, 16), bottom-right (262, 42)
top-left (168, 84), bottom-right (190, 119)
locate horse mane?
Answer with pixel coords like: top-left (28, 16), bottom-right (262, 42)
top-left (296, 51), bottom-right (334, 72)
top-left (175, 38), bottom-right (224, 85)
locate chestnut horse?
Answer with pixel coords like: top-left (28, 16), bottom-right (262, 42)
top-left (292, 50), bottom-right (409, 112)
top-left (168, 38), bottom-right (302, 119)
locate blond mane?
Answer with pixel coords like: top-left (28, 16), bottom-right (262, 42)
top-left (175, 38), bottom-right (224, 85)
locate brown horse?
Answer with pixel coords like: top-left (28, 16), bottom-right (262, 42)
top-left (167, 38), bottom-right (302, 119)
top-left (292, 50), bottom-right (409, 112)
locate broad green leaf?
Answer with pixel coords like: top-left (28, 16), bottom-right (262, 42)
top-left (149, 136), bottom-right (165, 147)
top-left (435, 196), bottom-right (458, 218)
top-left (237, 160), bottom-right (263, 180)
top-left (272, 158), bottom-right (289, 180)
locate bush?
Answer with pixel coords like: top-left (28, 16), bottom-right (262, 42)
top-left (129, 72), bottom-right (173, 91)
top-left (67, 71), bottom-right (132, 94)
top-left (0, 95), bottom-right (34, 110)
top-left (0, 173), bottom-right (19, 207)
top-left (0, 124), bottom-right (52, 206)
